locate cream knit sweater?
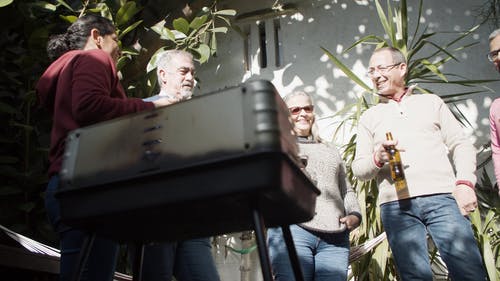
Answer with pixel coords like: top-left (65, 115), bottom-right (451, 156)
top-left (352, 89), bottom-right (476, 205)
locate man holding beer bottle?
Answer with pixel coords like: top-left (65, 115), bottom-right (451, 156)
top-left (352, 47), bottom-right (486, 281)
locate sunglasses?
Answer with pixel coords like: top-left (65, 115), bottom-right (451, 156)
top-left (289, 105), bottom-right (314, 115)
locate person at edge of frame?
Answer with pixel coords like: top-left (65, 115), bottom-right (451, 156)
top-left (487, 28), bottom-right (500, 197)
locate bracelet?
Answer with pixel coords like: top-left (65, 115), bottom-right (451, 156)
top-left (455, 180), bottom-right (474, 189)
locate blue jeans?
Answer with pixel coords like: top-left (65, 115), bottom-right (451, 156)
top-left (380, 194), bottom-right (487, 281)
top-left (45, 175), bottom-right (119, 281)
top-left (137, 237), bottom-right (220, 281)
top-left (267, 225), bottom-right (350, 281)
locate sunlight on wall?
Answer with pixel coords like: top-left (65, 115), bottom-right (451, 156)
top-left (199, 0), bottom-right (499, 150)
top-left (269, 63), bottom-right (304, 96)
top-left (457, 100), bottom-right (480, 143)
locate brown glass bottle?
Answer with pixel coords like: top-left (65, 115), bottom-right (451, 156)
top-left (386, 132), bottom-right (407, 192)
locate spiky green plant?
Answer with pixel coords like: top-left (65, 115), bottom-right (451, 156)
top-left (321, 0), bottom-right (499, 280)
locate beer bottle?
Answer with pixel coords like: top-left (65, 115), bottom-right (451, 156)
top-left (385, 132), bottom-right (407, 192)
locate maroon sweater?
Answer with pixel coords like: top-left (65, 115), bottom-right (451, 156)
top-left (36, 49), bottom-right (155, 176)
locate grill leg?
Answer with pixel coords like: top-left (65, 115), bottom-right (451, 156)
top-left (71, 233), bottom-right (95, 281)
top-left (282, 225), bottom-right (304, 281)
top-left (251, 208), bottom-right (273, 281)
top-left (132, 243), bottom-right (145, 281)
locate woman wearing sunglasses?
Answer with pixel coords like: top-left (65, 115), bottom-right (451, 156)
top-left (267, 91), bottom-right (361, 281)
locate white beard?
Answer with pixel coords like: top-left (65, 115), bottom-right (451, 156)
top-left (179, 88), bottom-right (193, 100)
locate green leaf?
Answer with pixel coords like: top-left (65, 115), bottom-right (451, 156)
top-left (120, 46), bottom-right (140, 56)
top-left (479, 234), bottom-right (497, 280)
top-left (425, 40), bottom-right (459, 62)
top-left (320, 46), bottom-right (372, 92)
top-left (116, 1), bottom-right (142, 27)
top-left (116, 55), bottom-right (130, 71)
top-left (210, 27), bottom-right (228, 33)
top-left (0, 156), bottom-right (19, 164)
top-left (189, 15), bottom-right (208, 30)
top-left (210, 32), bottom-right (217, 55)
top-left (18, 202), bottom-right (36, 212)
top-left (420, 59), bottom-right (448, 82)
top-left (408, 34), bottom-right (436, 59)
top-left (11, 121), bottom-right (34, 131)
top-left (173, 17), bottom-right (190, 35)
top-left (440, 90), bottom-right (490, 101)
top-left (88, 3), bottom-right (113, 21)
top-left (0, 0), bottom-right (13, 8)
top-left (400, 0), bottom-right (408, 46)
top-left (217, 15), bottom-right (232, 27)
top-left (118, 20), bottom-right (143, 40)
top-left (151, 22), bottom-right (176, 42)
top-left (343, 35), bottom-right (385, 54)
top-left (146, 47), bottom-right (167, 73)
top-left (31, 1), bottom-right (57, 12)
top-left (55, 0), bottom-right (74, 12)
top-left (409, 0), bottom-right (424, 49)
top-left (0, 101), bottom-right (17, 114)
top-left (372, 238), bottom-right (390, 278)
top-left (59, 15), bottom-right (78, 23)
top-left (214, 9), bottom-right (237, 16)
top-left (375, 0), bottom-right (393, 45)
top-left (193, 43), bottom-right (211, 64)
top-left (0, 186), bottom-right (22, 196)
top-left (445, 25), bottom-right (480, 49)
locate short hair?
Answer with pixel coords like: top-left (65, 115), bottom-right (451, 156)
top-left (489, 29), bottom-right (500, 41)
top-left (46, 14), bottom-right (116, 61)
top-left (372, 47), bottom-right (407, 64)
top-left (156, 50), bottom-right (193, 80)
top-left (283, 91), bottom-right (322, 142)
top-left (283, 90), bottom-right (313, 104)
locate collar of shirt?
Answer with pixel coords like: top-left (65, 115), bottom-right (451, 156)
top-left (378, 84), bottom-right (417, 103)
top-left (158, 89), bottom-right (177, 99)
top-left (392, 88), bottom-right (408, 102)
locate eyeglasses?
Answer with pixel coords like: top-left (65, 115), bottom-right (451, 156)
top-left (289, 105), bottom-right (314, 115)
top-left (366, 63), bottom-right (402, 77)
top-left (487, 48), bottom-right (500, 62)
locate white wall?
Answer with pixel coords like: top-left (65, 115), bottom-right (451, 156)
top-left (197, 1), bottom-right (500, 280)
top-left (197, 0), bottom-right (500, 146)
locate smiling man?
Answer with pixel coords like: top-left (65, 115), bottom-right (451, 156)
top-left (352, 47), bottom-right (487, 281)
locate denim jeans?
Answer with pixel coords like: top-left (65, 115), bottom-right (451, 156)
top-left (267, 225), bottom-right (350, 281)
top-left (380, 194), bottom-right (487, 281)
top-left (136, 237), bottom-right (220, 281)
top-left (45, 175), bottom-right (119, 281)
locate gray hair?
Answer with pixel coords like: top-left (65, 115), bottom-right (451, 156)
top-left (372, 46), bottom-right (407, 64)
top-left (283, 91), bottom-right (322, 142)
top-left (489, 29), bottom-right (500, 41)
top-left (156, 49), bottom-right (193, 80)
